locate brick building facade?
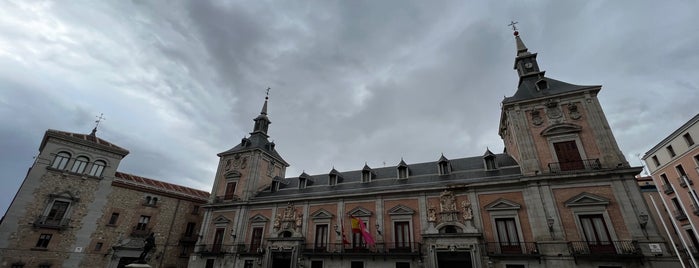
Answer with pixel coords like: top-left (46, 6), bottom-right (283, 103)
top-left (0, 129), bottom-right (209, 268)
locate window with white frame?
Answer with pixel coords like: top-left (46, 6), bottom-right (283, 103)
top-left (70, 156), bottom-right (89, 173)
top-left (88, 160), bottom-right (106, 177)
top-left (315, 224), bottom-right (328, 249)
top-left (51, 152), bottom-right (71, 170)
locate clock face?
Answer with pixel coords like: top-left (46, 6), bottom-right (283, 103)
top-left (524, 62), bottom-right (533, 69)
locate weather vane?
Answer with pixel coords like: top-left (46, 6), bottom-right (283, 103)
top-left (508, 21), bottom-right (518, 31)
top-left (266, 87), bottom-right (270, 100)
top-left (95, 113), bottom-right (106, 129)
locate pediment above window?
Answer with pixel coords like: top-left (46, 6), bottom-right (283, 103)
top-left (225, 170), bottom-right (241, 179)
top-left (213, 215), bottom-right (231, 224)
top-left (311, 209), bottom-right (334, 219)
top-left (250, 214), bottom-right (269, 223)
top-left (540, 123), bottom-right (582, 137)
top-left (484, 198), bottom-right (521, 211)
top-left (388, 205), bottom-right (415, 215)
top-left (348, 206), bottom-right (372, 217)
top-left (564, 192), bottom-right (610, 207)
top-left (49, 190), bottom-right (80, 202)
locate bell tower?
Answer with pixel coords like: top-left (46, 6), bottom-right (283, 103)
top-left (499, 28), bottom-right (628, 175)
top-left (210, 90), bottom-right (289, 202)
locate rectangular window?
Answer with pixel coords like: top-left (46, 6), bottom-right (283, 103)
top-left (661, 174), bottom-right (670, 185)
top-left (352, 232), bottom-right (364, 248)
top-left (136, 215), bottom-right (150, 230)
top-left (553, 141), bottom-right (584, 171)
top-left (212, 228), bottom-right (225, 253)
top-left (192, 205), bottom-right (200, 215)
top-left (205, 259), bottom-right (215, 268)
top-left (108, 213), bottom-right (119, 225)
top-left (35, 234), bottom-right (52, 248)
top-left (224, 182), bottom-right (237, 200)
top-left (652, 155), bottom-right (660, 167)
top-left (299, 178), bottom-right (307, 189)
top-left (677, 165), bottom-right (687, 177)
top-left (185, 222), bottom-right (196, 236)
top-left (579, 214), bottom-right (614, 254)
top-left (251, 227), bottom-right (264, 253)
top-left (180, 244), bottom-right (190, 257)
top-left (396, 262), bottom-right (410, 268)
top-left (495, 218), bottom-right (521, 254)
top-left (315, 224), bottom-right (328, 249)
top-left (94, 242), bottom-right (103, 251)
top-left (311, 261), bottom-right (323, 268)
top-left (667, 145), bottom-right (676, 157)
top-left (394, 221), bottom-right (411, 249)
top-left (329, 175), bottom-right (337, 186)
top-left (46, 200), bottom-right (69, 223)
top-left (685, 133), bottom-right (695, 146)
top-left (244, 260), bottom-right (254, 268)
top-left (351, 261), bottom-right (364, 268)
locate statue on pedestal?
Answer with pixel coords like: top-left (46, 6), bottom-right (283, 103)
top-left (137, 233), bottom-right (156, 263)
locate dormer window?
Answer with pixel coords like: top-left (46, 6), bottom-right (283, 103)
top-left (271, 181), bottom-right (280, 192)
top-left (536, 79), bottom-right (548, 91)
top-left (329, 174), bottom-right (337, 186)
top-left (361, 170), bottom-right (371, 183)
top-left (51, 152), bottom-right (71, 170)
top-left (299, 178), bottom-right (307, 189)
top-left (438, 155), bottom-right (450, 175)
top-left (397, 166), bottom-right (408, 179)
top-left (70, 156), bottom-right (89, 174)
top-left (485, 157), bottom-right (497, 170)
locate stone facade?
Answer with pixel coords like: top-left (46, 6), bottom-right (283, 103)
top-left (189, 33), bottom-right (680, 268)
top-left (0, 129), bottom-right (209, 268)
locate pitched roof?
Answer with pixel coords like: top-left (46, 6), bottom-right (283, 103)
top-left (502, 76), bottom-right (599, 104)
top-left (114, 172), bottom-right (209, 201)
top-left (42, 129), bottom-right (130, 156)
top-left (255, 153), bottom-right (521, 199)
top-left (218, 133), bottom-right (289, 166)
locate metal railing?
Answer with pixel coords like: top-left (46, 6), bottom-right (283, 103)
top-left (196, 244), bottom-right (265, 255)
top-left (679, 175), bottom-right (693, 187)
top-left (131, 226), bottom-right (152, 237)
top-left (482, 242), bottom-right (539, 256)
top-left (673, 209), bottom-right (688, 221)
top-left (180, 232), bottom-right (198, 243)
top-left (33, 216), bottom-right (70, 229)
top-left (548, 159), bottom-right (601, 173)
top-left (663, 184), bottom-right (675, 194)
top-left (569, 240), bottom-right (640, 256)
top-left (214, 195), bottom-right (239, 203)
top-left (302, 242), bottom-right (421, 255)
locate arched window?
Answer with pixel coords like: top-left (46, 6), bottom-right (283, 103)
top-left (51, 152), bottom-right (71, 170)
top-left (71, 156), bottom-right (89, 173)
top-left (88, 160), bottom-right (106, 177)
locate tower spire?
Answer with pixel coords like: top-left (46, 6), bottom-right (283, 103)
top-left (252, 88), bottom-right (272, 136)
top-left (509, 23), bottom-right (544, 82)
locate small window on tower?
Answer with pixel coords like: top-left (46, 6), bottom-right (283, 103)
top-left (536, 79), bottom-right (548, 91)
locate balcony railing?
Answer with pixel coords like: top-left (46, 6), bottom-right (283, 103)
top-left (569, 240), bottom-right (641, 256)
top-left (482, 242), bottom-right (540, 256)
top-left (548, 159), bottom-right (601, 173)
top-left (673, 210), bottom-right (689, 221)
top-left (131, 226), bottom-right (152, 237)
top-left (302, 242), bottom-right (421, 256)
top-left (214, 195), bottom-right (239, 203)
top-left (663, 184), bottom-right (675, 194)
top-left (180, 233), bottom-right (198, 243)
top-left (33, 216), bottom-right (70, 230)
top-left (195, 244), bottom-right (265, 255)
top-left (679, 176), bottom-right (693, 187)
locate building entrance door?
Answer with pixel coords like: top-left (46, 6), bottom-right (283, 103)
top-left (436, 252), bottom-right (472, 268)
top-left (271, 251), bottom-right (292, 268)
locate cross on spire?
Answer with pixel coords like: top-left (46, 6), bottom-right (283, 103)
top-left (508, 21), bottom-right (518, 31)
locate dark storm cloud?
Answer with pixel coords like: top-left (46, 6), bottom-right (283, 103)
top-left (1, 0), bottom-right (698, 215)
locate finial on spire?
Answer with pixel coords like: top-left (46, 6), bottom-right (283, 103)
top-left (260, 87), bottom-right (270, 115)
top-left (91, 113), bottom-right (106, 136)
top-left (508, 21), bottom-right (519, 36)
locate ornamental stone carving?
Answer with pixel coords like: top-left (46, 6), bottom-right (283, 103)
top-left (439, 190), bottom-right (457, 212)
top-left (569, 103), bottom-right (582, 120)
top-left (531, 110), bottom-right (543, 126)
top-left (274, 202), bottom-right (303, 232)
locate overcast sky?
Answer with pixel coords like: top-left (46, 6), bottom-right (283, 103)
top-left (1, 1), bottom-right (698, 216)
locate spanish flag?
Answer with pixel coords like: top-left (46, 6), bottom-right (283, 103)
top-left (350, 215), bottom-right (375, 246)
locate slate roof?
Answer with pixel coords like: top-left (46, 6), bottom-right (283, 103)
top-left (502, 76), bottom-right (599, 104)
top-left (43, 129), bottom-right (130, 156)
top-left (115, 172), bottom-right (209, 201)
top-left (218, 133), bottom-right (289, 166)
top-left (255, 153), bottom-right (521, 199)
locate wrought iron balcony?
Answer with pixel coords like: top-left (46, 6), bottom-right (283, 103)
top-left (234, 243), bottom-right (265, 254)
top-left (33, 216), bottom-right (70, 230)
top-left (214, 195), bottom-right (239, 203)
top-left (482, 242), bottom-right (540, 257)
top-left (679, 175), bottom-right (693, 187)
top-left (663, 184), bottom-right (675, 194)
top-left (301, 242), bottom-right (421, 256)
top-left (569, 240), bottom-right (641, 257)
top-left (548, 159), bottom-right (601, 173)
top-left (673, 209), bottom-right (688, 221)
top-left (196, 244), bottom-right (229, 255)
top-left (180, 232), bottom-right (198, 243)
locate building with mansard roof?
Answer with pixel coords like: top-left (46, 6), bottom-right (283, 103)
top-left (188, 31), bottom-right (681, 268)
top-left (0, 128), bottom-right (209, 268)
